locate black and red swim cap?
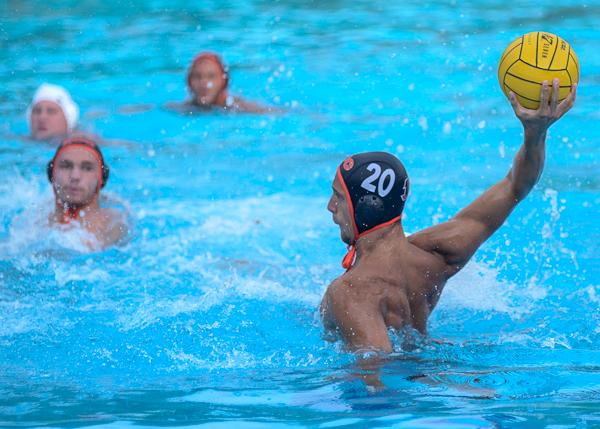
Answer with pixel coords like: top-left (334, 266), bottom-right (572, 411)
top-left (337, 151), bottom-right (409, 241)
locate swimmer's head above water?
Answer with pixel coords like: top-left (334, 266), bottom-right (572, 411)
top-left (27, 83), bottom-right (79, 140)
top-left (187, 52), bottom-right (230, 107)
top-left (47, 136), bottom-right (110, 222)
top-left (328, 152), bottom-right (409, 269)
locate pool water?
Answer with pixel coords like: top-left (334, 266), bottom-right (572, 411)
top-left (1, 1), bottom-right (599, 427)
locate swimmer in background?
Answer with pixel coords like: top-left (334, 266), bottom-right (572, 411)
top-left (47, 135), bottom-right (128, 250)
top-left (320, 79), bottom-right (577, 353)
top-left (168, 52), bottom-right (275, 114)
top-left (27, 84), bottom-right (139, 149)
top-left (27, 83), bottom-right (79, 141)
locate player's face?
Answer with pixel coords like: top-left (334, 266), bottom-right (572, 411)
top-left (30, 100), bottom-right (68, 140)
top-left (327, 176), bottom-right (355, 244)
top-left (52, 147), bottom-right (100, 207)
top-left (189, 59), bottom-right (227, 106)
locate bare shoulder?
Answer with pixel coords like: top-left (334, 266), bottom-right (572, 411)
top-left (94, 208), bottom-right (130, 247)
top-left (406, 230), bottom-right (449, 269)
top-left (96, 207), bottom-right (124, 223)
top-left (320, 276), bottom-right (346, 332)
top-left (408, 225), bottom-right (441, 249)
top-left (102, 208), bottom-right (129, 231)
top-left (321, 273), bottom-right (396, 352)
top-left (325, 272), bottom-right (389, 315)
top-left (407, 204), bottom-right (503, 278)
top-left (321, 276), bottom-right (352, 315)
top-left (230, 97), bottom-right (280, 114)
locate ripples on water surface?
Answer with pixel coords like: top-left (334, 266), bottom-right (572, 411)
top-left (1, 1), bottom-right (599, 427)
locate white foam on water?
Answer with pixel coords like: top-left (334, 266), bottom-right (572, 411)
top-left (220, 269), bottom-right (322, 305)
top-left (174, 384), bottom-right (350, 412)
top-left (115, 265), bottom-right (322, 332)
top-left (108, 193), bottom-right (329, 332)
top-left (166, 345), bottom-right (332, 372)
top-left (436, 259), bottom-right (540, 318)
top-left (0, 175), bottom-right (132, 258)
top-left (2, 204), bottom-right (100, 256)
top-left (199, 216), bottom-right (254, 237)
top-left (141, 194), bottom-right (328, 238)
top-left (166, 347), bottom-right (258, 370)
top-left (116, 291), bottom-right (226, 332)
top-left (0, 298), bottom-right (75, 337)
top-left (53, 265), bottom-right (111, 286)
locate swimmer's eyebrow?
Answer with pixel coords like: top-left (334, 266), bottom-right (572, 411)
top-left (80, 161), bottom-right (96, 168)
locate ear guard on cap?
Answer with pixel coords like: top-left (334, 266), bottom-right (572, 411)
top-left (354, 194), bottom-right (386, 231)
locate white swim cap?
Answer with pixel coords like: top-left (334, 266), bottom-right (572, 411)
top-left (26, 83), bottom-right (80, 131)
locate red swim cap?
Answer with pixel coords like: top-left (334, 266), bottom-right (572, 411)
top-left (47, 136), bottom-right (110, 192)
top-left (186, 52), bottom-right (229, 105)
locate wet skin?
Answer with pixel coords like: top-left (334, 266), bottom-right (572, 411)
top-left (188, 59), bottom-right (227, 106)
top-left (50, 146), bottom-right (128, 250)
top-left (30, 100), bottom-right (68, 140)
top-left (320, 79), bottom-right (577, 353)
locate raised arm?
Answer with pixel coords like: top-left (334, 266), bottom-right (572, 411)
top-left (410, 79), bottom-right (577, 275)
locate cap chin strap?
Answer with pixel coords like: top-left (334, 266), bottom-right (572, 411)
top-left (341, 215), bottom-right (401, 271)
top-left (59, 206), bottom-right (83, 224)
top-left (55, 192), bottom-right (99, 225)
top-left (342, 245), bottom-right (357, 270)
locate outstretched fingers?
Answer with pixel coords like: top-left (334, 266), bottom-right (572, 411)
top-left (508, 91), bottom-right (523, 115)
top-left (507, 79), bottom-right (576, 128)
top-left (557, 82), bottom-right (577, 116)
top-left (539, 80), bottom-right (549, 113)
top-left (550, 78), bottom-right (559, 112)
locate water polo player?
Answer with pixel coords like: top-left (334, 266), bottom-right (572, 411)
top-left (320, 79), bottom-right (577, 353)
top-left (48, 136), bottom-right (128, 250)
top-left (170, 51), bottom-right (274, 114)
top-left (28, 83), bottom-right (79, 141)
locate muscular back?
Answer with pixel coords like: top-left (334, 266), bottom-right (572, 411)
top-left (320, 225), bottom-right (453, 352)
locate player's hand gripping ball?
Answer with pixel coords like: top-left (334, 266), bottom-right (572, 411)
top-left (498, 31), bottom-right (579, 109)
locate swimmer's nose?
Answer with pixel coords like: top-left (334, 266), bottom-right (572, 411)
top-left (327, 196), bottom-right (336, 213)
top-left (70, 167), bottom-right (82, 181)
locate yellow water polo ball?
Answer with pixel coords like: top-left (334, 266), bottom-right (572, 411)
top-left (498, 31), bottom-right (579, 109)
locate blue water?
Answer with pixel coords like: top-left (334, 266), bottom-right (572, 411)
top-left (1, 1), bottom-right (599, 427)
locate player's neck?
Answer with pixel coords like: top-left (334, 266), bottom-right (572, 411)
top-left (54, 196), bottom-right (99, 223)
top-left (354, 222), bottom-right (406, 259)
